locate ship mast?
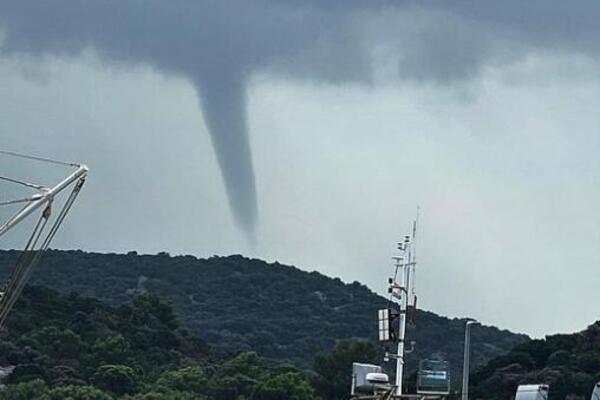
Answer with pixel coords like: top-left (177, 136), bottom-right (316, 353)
top-left (386, 216), bottom-right (418, 396)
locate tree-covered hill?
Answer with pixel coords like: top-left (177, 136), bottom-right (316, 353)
top-left (0, 285), bottom-right (322, 399)
top-left (470, 321), bottom-right (600, 400)
top-left (0, 284), bottom-right (595, 400)
top-left (0, 250), bottom-right (527, 379)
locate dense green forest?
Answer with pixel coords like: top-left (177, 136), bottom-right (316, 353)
top-left (0, 285), bottom-right (332, 399)
top-left (0, 250), bottom-right (526, 381)
top-left (0, 285), bottom-right (597, 399)
top-left (0, 285), bottom-right (473, 400)
top-left (470, 321), bottom-right (600, 400)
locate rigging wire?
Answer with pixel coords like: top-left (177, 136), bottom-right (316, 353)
top-left (0, 196), bottom-right (39, 207)
top-left (40, 178), bottom-right (84, 249)
top-left (0, 208), bottom-right (49, 327)
top-left (0, 149), bottom-right (78, 168)
top-left (0, 175), bottom-right (46, 191)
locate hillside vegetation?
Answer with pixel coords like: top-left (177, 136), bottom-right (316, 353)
top-left (0, 285), bottom-right (327, 399)
top-left (0, 285), bottom-right (596, 400)
top-left (0, 250), bottom-right (527, 379)
top-left (470, 321), bottom-right (600, 400)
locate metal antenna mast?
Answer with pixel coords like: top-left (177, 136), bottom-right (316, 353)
top-left (385, 216), bottom-right (419, 397)
top-left (0, 150), bottom-right (88, 329)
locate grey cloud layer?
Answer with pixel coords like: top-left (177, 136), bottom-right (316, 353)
top-left (1, 0), bottom-right (598, 234)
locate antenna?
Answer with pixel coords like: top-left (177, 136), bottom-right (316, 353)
top-left (356, 212), bottom-right (424, 399)
top-left (380, 214), bottom-right (419, 397)
top-left (410, 207), bottom-right (419, 312)
top-left (0, 150), bottom-right (88, 329)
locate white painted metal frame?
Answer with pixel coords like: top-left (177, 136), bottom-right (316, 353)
top-left (0, 164), bottom-right (88, 238)
top-left (0, 158), bottom-right (88, 329)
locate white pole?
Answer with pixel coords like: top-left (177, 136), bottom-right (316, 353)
top-left (395, 237), bottom-right (411, 396)
top-left (395, 267), bottom-right (405, 395)
top-left (462, 320), bottom-right (477, 400)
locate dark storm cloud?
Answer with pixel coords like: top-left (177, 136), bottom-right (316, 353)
top-left (0, 0), bottom-right (599, 235)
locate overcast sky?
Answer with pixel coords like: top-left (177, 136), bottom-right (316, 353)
top-left (0, 1), bottom-right (599, 338)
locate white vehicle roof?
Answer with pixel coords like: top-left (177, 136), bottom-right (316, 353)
top-left (516, 384), bottom-right (549, 400)
top-left (591, 382), bottom-right (600, 400)
top-left (518, 385), bottom-right (549, 391)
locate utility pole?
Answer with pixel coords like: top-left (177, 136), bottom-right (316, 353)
top-left (394, 243), bottom-right (408, 396)
top-left (462, 319), bottom-right (477, 400)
